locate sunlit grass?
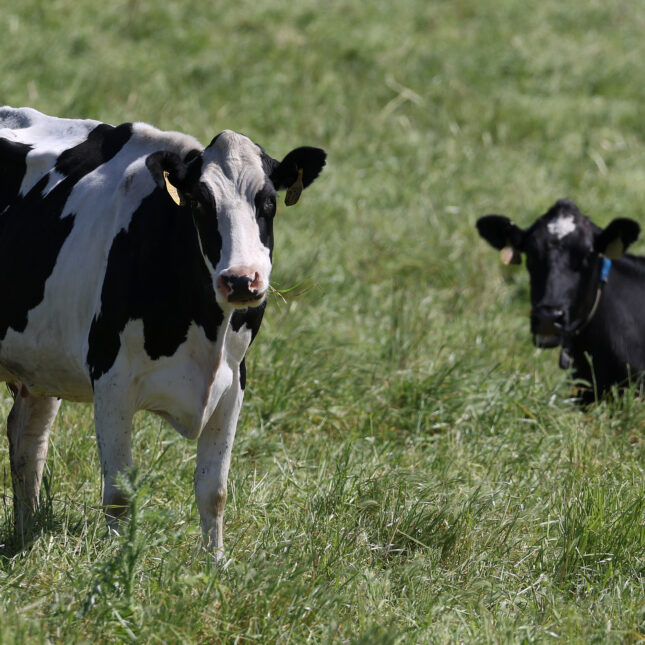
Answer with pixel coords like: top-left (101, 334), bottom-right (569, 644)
top-left (1, 0), bottom-right (645, 642)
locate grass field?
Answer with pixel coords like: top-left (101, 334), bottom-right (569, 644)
top-left (1, 0), bottom-right (645, 642)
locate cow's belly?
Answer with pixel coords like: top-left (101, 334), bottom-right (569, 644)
top-left (0, 285), bottom-right (98, 400)
top-left (0, 213), bottom-right (112, 399)
top-left (0, 333), bottom-right (93, 400)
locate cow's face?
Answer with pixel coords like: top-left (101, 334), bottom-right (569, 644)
top-left (146, 131), bottom-right (326, 310)
top-left (477, 199), bottom-right (640, 348)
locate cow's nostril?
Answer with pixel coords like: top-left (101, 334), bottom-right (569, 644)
top-left (536, 306), bottom-right (564, 322)
top-left (249, 272), bottom-right (260, 293)
top-left (549, 309), bottom-right (564, 325)
top-left (217, 275), bottom-right (233, 296)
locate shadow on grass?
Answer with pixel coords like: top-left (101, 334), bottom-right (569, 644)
top-left (0, 473), bottom-right (95, 561)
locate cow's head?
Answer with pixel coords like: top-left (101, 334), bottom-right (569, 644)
top-left (146, 131), bottom-right (326, 309)
top-left (477, 198), bottom-right (640, 348)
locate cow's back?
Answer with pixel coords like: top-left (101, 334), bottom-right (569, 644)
top-left (0, 107), bottom-right (203, 400)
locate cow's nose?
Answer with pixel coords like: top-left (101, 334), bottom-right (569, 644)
top-left (217, 271), bottom-right (264, 305)
top-left (534, 305), bottom-right (565, 324)
top-left (532, 305), bottom-right (565, 340)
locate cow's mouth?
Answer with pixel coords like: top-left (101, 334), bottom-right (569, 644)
top-left (531, 316), bottom-right (563, 348)
top-left (533, 333), bottom-right (561, 348)
top-left (227, 291), bottom-right (267, 309)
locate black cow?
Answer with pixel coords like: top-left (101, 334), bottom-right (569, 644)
top-left (477, 198), bottom-right (643, 403)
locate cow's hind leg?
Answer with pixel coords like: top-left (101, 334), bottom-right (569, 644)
top-left (6, 385), bottom-right (61, 541)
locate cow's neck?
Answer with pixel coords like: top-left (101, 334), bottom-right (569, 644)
top-left (566, 255), bottom-right (612, 338)
top-left (567, 255), bottom-right (645, 393)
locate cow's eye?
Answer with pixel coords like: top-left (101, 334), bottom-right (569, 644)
top-left (571, 252), bottom-right (589, 270)
top-left (264, 196), bottom-right (276, 217)
top-left (198, 183), bottom-right (216, 210)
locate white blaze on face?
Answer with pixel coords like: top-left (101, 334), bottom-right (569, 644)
top-left (547, 214), bottom-right (576, 240)
top-left (200, 130), bottom-right (272, 305)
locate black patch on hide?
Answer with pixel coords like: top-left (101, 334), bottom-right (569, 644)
top-left (0, 123), bottom-right (132, 339)
top-left (87, 192), bottom-right (224, 383)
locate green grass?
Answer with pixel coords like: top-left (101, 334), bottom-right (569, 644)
top-left (1, 0), bottom-right (645, 642)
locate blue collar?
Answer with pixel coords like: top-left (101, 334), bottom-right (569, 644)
top-left (599, 256), bottom-right (612, 284)
top-left (568, 255), bottom-right (612, 338)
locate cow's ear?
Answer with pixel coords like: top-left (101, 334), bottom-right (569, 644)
top-left (476, 215), bottom-right (524, 265)
top-left (146, 150), bottom-right (202, 204)
top-left (595, 218), bottom-right (641, 259)
top-left (270, 147), bottom-right (327, 206)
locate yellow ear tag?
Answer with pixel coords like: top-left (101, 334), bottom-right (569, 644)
top-left (164, 171), bottom-right (181, 206)
top-left (285, 168), bottom-right (304, 206)
top-left (500, 246), bottom-right (521, 265)
top-left (604, 238), bottom-right (624, 260)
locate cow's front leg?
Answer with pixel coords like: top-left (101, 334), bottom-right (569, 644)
top-left (6, 386), bottom-right (61, 540)
top-left (195, 373), bottom-right (244, 559)
top-left (93, 389), bottom-right (135, 529)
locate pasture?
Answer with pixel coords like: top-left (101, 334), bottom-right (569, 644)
top-left (1, 0), bottom-right (644, 642)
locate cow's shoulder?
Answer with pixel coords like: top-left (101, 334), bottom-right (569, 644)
top-left (130, 122), bottom-right (203, 158)
top-left (86, 127), bottom-right (217, 384)
top-left (0, 109), bottom-right (204, 200)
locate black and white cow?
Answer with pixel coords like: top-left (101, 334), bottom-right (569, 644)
top-left (0, 106), bottom-right (325, 553)
top-left (477, 198), bottom-right (643, 403)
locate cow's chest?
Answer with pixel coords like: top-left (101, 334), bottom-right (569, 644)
top-left (112, 318), bottom-right (252, 439)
